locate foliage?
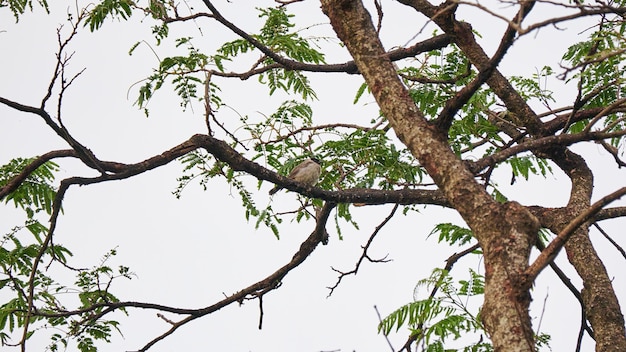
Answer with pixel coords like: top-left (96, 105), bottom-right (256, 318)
top-left (506, 155), bottom-right (552, 183)
top-left (132, 37), bottom-right (217, 115)
top-left (2, 0), bottom-right (626, 351)
top-left (86, 0), bottom-right (133, 31)
top-left (0, 156), bottom-right (130, 351)
top-left (0, 218), bottom-right (129, 351)
top-left (428, 223), bottom-right (474, 247)
top-left (379, 268), bottom-right (493, 352)
top-left (0, 158), bottom-right (58, 218)
top-left (0, 0), bottom-right (48, 21)
top-left (561, 16), bottom-right (626, 146)
top-left (216, 7), bottom-right (324, 99)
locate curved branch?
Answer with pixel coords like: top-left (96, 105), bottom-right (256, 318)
top-left (0, 97), bottom-right (115, 174)
top-left (211, 33), bottom-right (453, 78)
top-left (184, 134), bottom-right (450, 206)
top-left (327, 204), bottom-right (398, 296)
top-left (524, 187), bottom-right (626, 285)
top-left (136, 201), bottom-right (336, 351)
top-left (0, 149), bottom-right (76, 201)
top-left (200, 0), bottom-right (451, 76)
top-left (434, 0), bottom-right (535, 131)
top-left (23, 202), bottom-right (336, 351)
top-left (469, 128), bottom-right (626, 174)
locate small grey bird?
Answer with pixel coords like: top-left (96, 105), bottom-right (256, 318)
top-left (269, 157), bottom-right (322, 195)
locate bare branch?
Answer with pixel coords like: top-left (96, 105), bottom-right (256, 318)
top-left (593, 223), bottom-right (626, 260)
top-left (596, 140), bottom-right (626, 167)
top-left (533, 239), bottom-right (594, 338)
top-left (274, 0), bottom-right (305, 7)
top-left (135, 201), bottom-right (336, 351)
top-left (327, 204), bottom-right (398, 296)
top-left (374, 305), bottom-right (396, 352)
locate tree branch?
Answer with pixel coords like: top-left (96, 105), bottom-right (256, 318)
top-left (592, 223), bottom-right (626, 260)
top-left (524, 187), bottom-right (626, 285)
top-left (134, 201), bottom-right (336, 351)
top-left (0, 150), bottom-right (76, 201)
top-left (434, 0), bottom-right (535, 131)
top-left (199, 0), bottom-right (452, 77)
top-left (327, 204), bottom-right (398, 296)
top-left (20, 178), bottom-right (72, 352)
top-left (469, 128), bottom-right (626, 174)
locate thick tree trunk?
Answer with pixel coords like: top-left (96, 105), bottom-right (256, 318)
top-left (545, 150), bottom-right (626, 352)
top-left (566, 229), bottom-right (626, 351)
top-left (320, 1), bottom-right (539, 350)
top-left (396, 0), bottom-right (626, 349)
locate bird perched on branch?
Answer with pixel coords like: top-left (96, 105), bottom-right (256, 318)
top-left (269, 157), bottom-right (322, 195)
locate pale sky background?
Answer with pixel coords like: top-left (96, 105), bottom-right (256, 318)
top-left (1, 1), bottom-right (625, 351)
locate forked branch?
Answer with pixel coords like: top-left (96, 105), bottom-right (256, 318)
top-left (524, 187), bottom-right (626, 285)
top-left (327, 204), bottom-right (398, 296)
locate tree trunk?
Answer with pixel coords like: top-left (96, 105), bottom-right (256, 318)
top-left (544, 150), bottom-right (626, 352)
top-left (320, 1), bottom-right (539, 350)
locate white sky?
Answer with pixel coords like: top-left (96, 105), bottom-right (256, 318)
top-left (1, 1), bottom-right (625, 351)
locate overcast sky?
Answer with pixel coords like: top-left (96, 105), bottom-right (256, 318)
top-left (1, 1), bottom-right (625, 351)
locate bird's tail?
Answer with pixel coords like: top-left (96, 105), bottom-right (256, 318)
top-left (268, 186), bottom-right (282, 195)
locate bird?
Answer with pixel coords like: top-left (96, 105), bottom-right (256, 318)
top-left (269, 157), bottom-right (322, 195)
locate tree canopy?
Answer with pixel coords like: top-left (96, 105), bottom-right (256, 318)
top-left (1, 0), bottom-right (626, 351)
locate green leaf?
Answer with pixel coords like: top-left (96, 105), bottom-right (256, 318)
top-left (86, 0), bottom-right (134, 31)
top-left (0, 158), bottom-right (58, 217)
top-left (428, 223), bottom-right (474, 246)
top-left (353, 81), bottom-right (369, 104)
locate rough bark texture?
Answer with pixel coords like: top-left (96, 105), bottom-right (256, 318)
top-left (320, 1), bottom-right (540, 350)
top-left (395, 1), bottom-right (626, 350)
top-left (542, 150), bottom-right (626, 352)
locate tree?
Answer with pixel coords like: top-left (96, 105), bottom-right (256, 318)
top-left (1, 0), bottom-right (625, 351)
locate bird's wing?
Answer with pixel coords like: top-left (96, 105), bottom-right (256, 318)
top-left (287, 160), bottom-right (311, 179)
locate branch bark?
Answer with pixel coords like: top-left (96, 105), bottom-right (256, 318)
top-left (320, 1), bottom-right (540, 350)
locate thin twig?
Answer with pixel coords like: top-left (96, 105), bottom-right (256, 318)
top-left (593, 223), bottom-right (626, 259)
top-left (327, 204), bottom-right (398, 296)
top-left (374, 305), bottom-right (395, 352)
top-left (21, 179), bottom-right (71, 352)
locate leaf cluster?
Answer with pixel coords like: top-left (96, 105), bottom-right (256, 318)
top-left (562, 16), bottom-right (626, 146)
top-left (216, 7), bottom-right (324, 99)
top-left (379, 268), bottom-right (491, 352)
top-left (0, 0), bottom-right (48, 21)
top-left (0, 233), bottom-right (129, 352)
top-left (1, 158), bottom-right (58, 218)
top-left (506, 155), bottom-right (552, 183)
top-left (133, 38), bottom-right (219, 114)
top-left (86, 0), bottom-right (133, 31)
top-left (428, 223), bottom-right (474, 246)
